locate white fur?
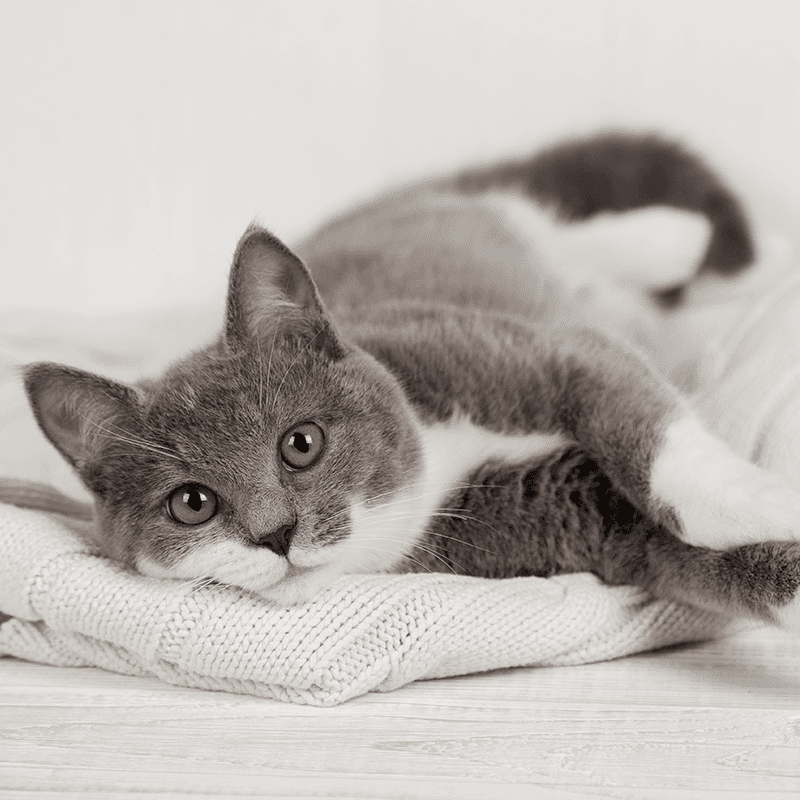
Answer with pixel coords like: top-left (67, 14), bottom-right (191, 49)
top-left (651, 415), bottom-right (800, 549)
top-left (484, 192), bottom-right (711, 291)
top-left (137, 539), bottom-right (348, 606)
top-left (137, 542), bottom-right (286, 591)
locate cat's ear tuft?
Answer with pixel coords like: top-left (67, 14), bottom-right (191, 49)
top-left (24, 363), bottom-right (141, 473)
top-left (225, 225), bottom-right (346, 358)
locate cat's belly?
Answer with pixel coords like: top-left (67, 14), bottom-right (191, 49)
top-left (403, 443), bottom-right (642, 581)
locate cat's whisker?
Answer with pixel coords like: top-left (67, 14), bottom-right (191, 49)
top-left (81, 416), bottom-right (183, 462)
top-left (87, 416), bottom-right (177, 455)
top-left (395, 554), bottom-right (436, 574)
top-left (424, 528), bottom-right (499, 556)
top-left (322, 481), bottom-right (504, 526)
top-left (319, 492), bottom-right (504, 563)
top-left (254, 331), bottom-right (266, 418)
top-left (327, 490), bottom-right (507, 541)
top-left (170, 575), bottom-right (217, 595)
top-left (331, 540), bottom-right (439, 576)
top-left (350, 508), bottom-right (501, 555)
top-left (88, 431), bottom-right (178, 460)
top-left (339, 536), bottom-right (459, 575)
top-left (395, 508), bottom-right (505, 546)
top-left (397, 543), bottom-right (463, 575)
top-left (343, 524), bottom-right (466, 574)
top-left (400, 537), bottom-right (458, 563)
top-left (373, 480), bottom-right (504, 506)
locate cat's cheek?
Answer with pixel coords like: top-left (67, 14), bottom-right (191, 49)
top-left (339, 498), bottom-right (426, 573)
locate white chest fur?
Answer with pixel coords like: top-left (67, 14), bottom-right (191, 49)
top-left (421, 414), bottom-right (569, 500)
top-left (344, 414), bottom-right (570, 574)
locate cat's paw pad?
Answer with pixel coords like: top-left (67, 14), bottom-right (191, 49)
top-left (652, 416), bottom-right (800, 549)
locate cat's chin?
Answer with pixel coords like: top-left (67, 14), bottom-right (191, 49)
top-left (248, 564), bottom-right (346, 606)
top-left (135, 545), bottom-right (346, 606)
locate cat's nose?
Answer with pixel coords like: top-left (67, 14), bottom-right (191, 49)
top-left (251, 519), bottom-right (296, 556)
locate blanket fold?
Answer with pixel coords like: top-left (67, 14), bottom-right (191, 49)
top-left (0, 497), bottom-right (735, 705)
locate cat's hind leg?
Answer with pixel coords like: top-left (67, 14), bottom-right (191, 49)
top-left (637, 528), bottom-right (800, 630)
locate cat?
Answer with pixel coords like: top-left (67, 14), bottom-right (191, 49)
top-left (21, 132), bottom-right (800, 628)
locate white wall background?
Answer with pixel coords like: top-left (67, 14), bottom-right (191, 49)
top-left (2, 0), bottom-right (800, 315)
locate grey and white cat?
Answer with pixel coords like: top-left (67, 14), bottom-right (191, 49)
top-left (23, 133), bottom-right (800, 627)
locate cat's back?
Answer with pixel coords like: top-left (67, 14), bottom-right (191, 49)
top-left (294, 188), bottom-right (561, 322)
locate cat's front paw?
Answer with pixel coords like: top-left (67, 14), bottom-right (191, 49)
top-left (651, 416), bottom-right (800, 550)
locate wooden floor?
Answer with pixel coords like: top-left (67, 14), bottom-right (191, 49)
top-left (2, 627), bottom-right (800, 799)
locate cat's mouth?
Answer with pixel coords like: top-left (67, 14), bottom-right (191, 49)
top-left (282, 562), bottom-right (315, 579)
top-left (135, 540), bottom-right (345, 605)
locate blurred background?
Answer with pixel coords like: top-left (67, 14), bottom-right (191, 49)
top-left (2, 0), bottom-right (800, 316)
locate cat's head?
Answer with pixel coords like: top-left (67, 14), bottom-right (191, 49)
top-left (24, 227), bottom-right (425, 604)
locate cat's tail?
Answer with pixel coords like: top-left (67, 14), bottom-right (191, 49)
top-left (450, 131), bottom-right (755, 305)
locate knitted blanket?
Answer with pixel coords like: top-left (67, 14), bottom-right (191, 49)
top-left (0, 485), bottom-right (734, 706)
top-left (1, 256), bottom-right (798, 706)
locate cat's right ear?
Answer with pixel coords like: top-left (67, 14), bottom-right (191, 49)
top-left (224, 225), bottom-right (347, 358)
top-left (24, 363), bottom-right (140, 473)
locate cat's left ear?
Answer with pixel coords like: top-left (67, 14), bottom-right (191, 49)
top-left (225, 225), bottom-right (347, 358)
top-left (24, 362), bottom-right (142, 476)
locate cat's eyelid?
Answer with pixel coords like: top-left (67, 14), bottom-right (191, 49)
top-left (283, 418), bottom-right (328, 434)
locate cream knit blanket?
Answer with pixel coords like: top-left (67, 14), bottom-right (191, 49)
top-left (1, 257), bottom-right (798, 706)
top-left (0, 491), bottom-right (732, 706)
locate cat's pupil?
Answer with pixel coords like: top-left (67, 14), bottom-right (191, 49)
top-left (291, 432), bottom-right (311, 454)
top-left (186, 489), bottom-right (204, 512)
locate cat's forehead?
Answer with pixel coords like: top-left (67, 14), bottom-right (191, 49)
top-left (144, 343), bottom-right (342, 429)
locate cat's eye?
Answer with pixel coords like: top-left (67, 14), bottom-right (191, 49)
top-left (280, 422), bottom-right (325, 470)
top-left (167, 483), bottom-right (218, 525)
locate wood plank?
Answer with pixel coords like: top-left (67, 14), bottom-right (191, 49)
top-left (2, 627), bottom-right (800, 798)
